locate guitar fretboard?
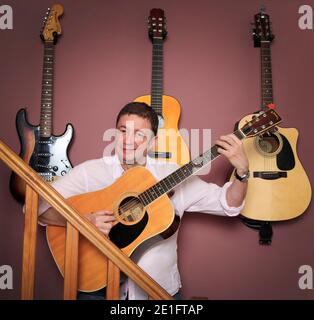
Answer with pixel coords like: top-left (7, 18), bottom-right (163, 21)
top-left (151, 38), bottom-right (163, 114)
top-left (40, 41), bottom-right (55, 138)
top-left (261, 41), bottom-right (273, 110)
top-left (138, 130), bottom-right (244, 206)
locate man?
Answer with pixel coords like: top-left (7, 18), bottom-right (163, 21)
top-left (38, 102), bottom-right (249, 299)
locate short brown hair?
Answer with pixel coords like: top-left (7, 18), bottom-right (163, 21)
top-left (116, 102), bottom-right (159, 136)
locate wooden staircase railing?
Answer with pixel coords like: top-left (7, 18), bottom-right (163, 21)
top-left (0, 139), bottom-right (172, 300)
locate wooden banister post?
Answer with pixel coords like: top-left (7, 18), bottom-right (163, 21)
top-left (63, 222), bottom-right (79, 300)
top-left (0, 139), bottom-right (173, 300)
top-left (106, 260), bottom-right (120, 300)
top-left (21, 185), bottom-right (38, 300)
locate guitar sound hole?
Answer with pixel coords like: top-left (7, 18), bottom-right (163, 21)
top-left (118, 196), bottom-right (145, 225)
top-left (255, 132), bottom-right (282, 156)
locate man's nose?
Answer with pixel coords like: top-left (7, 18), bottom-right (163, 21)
top-left (124, 132), bottom-right (135, 145)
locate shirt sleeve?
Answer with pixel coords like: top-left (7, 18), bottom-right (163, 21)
top-left (38, 163), bottom-right (88, 217)
top-left (179, 175), bottom-right (244, 217)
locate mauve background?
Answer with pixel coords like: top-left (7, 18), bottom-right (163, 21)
top-left (0, 0), bottom-right (313, 299)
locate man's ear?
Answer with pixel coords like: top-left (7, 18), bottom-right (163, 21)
top-left (148, 135), bottom-right (158, 150)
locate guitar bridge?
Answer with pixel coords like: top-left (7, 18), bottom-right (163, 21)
top-left (148, 151), bottom-right (172, 159)
top-left (253, 171), bottom-right (287, 180)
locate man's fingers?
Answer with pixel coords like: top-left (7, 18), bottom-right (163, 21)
top-left (93, 210), bottom-right (114, 216)
top-left (86, 211), bottom-right (116, 226)
top-left (96, 215), bottom-right (116, 223)
top-left (217, 147), bottom-right (229, 156)
top-left (216, 140), bottom-right (232, 151)
top-left (219, 134), bottom-right (241, 146)
top-left (229, 134), bottom-right (242, 145)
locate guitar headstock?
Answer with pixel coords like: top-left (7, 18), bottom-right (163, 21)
top-left (148, 8), bottom-right (167, 41)
top-left (240, 109), bottom-right (282, 138)
top-left (40, 4), bottom-right (64, 43)
top-left (252, 8), bottom-right (274, 46)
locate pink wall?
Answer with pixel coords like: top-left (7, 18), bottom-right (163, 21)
top-left (0, 0), bottom-right (313, 299)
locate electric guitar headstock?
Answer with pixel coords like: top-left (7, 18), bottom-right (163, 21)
top-left (252, 8), bottom-right (274, 47)
top-left (148, 8), bottom-right (167, 42)
top-left (40, 4), bottom-right (64, 43)
top-left (240, 109), bottom-right (282, 138)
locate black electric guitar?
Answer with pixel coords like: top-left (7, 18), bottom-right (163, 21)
top-left (230, 9), bottom-right (311, 241)
top-left (10, 4), bottom-right (73, 203)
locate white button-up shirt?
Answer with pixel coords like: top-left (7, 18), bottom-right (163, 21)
top-left (39, 155), bottom-right (244, 300)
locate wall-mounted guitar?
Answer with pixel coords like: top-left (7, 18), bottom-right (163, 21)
top-left (47, 109), bottom-right (281, 292)
top-left (230, 9), bottom-right (312, 244)
top-left (134, 8), bottom-right (190, 165)
top-left (10, 4), bottom-right (73, 203)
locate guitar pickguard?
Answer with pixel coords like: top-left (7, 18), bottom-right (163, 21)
top-left (109, 212), bottom-right (149, 249)
top-left (29, 124), bottom-right (73, 181)
top-left (277, 133), bottom-right (295, 170)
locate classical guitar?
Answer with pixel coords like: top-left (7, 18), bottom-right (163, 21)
top-left (134, 8), bottom-right (190, 165)
top-left (47, 109), bottom-right (281, 292)
top-left (230, 10), bottom-right (311, 222)
top-left (10, 4), bottom-right (73, 203)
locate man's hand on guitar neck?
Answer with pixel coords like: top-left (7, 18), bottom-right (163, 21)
top-left (216, 133), bottom-right (249, 175)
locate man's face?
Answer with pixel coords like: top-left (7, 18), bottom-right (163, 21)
top-left (115, 114), bottom-right (156, 165)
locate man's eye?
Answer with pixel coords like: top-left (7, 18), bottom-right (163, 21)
top-left (136, 132), bottom-right (145, 138)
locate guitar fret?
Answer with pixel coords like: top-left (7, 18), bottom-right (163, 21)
top-left (40, 42), bottom-right (55, 136)
top-left (152, 185), bottom-right (162, 198)
top-left (151, 37), bottom-right (164, 102)
top-left (150, 186), bottom-right (159, 200)
top-left (161, 179), bottom-right (170, 193)
top-left (165, 177), bottom-right (172, 190)
top-left (147, 190), bottom-right (155, 203)
top-left (138, 194), bottom-right (148, 206)
top-left (260, 39), bottom-right (273, 107)
top-left (142, 191), bottom-right (152, 204)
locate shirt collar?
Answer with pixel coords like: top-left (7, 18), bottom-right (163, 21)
top-left (102, 154), bottom-right (158, 180)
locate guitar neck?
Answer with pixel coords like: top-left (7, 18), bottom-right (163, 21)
top-left (261, 41), bottom-right (274, 110)
top-left (40, 41), bottom-right (55, 138)
top-left (151, 38), bottom-right (164, 114)
top-left (139, 130), bottom-right (244, 206)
